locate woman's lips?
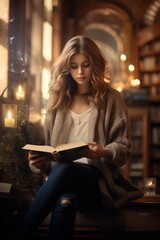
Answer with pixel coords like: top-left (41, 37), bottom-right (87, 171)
top-left (77, 77), bottom-right (85, 81)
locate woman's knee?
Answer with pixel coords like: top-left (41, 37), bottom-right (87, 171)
top-left (60, 198), bottom-right (72, 206)
top-left (54, 193), bottom-right (78, 212)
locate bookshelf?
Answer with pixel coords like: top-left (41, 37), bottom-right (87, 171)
top-left (136, 24), bottom-right (160, 193)
top-left (149, 101), bottom-right (160, 179)
top-left (139, 39), bottom-right (160, 97)
top-left (138, 24), bottom-right (160, 99)
top-left (124, 107), bottom-right (149, 190)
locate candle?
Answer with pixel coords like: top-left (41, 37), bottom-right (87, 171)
top-left (16, 85), bottom-right (25, 100)
top-left (144, 178), bottom-right (156, 196)
top-left (4, 110), bottom-right (15, 128)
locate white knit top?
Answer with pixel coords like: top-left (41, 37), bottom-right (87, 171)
top-left (67, 108), bottom-right (91, 163)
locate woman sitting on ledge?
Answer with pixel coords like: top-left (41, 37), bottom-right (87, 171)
top-left (10, 35), bottom-right (143, 240)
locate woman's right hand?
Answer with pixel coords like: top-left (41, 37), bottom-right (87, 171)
top-left (28, 151), bottom-right (49, 169)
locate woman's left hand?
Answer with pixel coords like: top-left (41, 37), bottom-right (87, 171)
top-left (80, 141), bottom-right (109, 160)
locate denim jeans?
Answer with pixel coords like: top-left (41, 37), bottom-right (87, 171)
top-left (10, 161), bottom-right (102, 240)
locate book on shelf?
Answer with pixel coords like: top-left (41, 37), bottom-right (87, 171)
top-left (131, 162), bottom-right (144, 170)
top-left (22, 141), bottom-right (89, 162)
top-left (129, 171), bottom-right (143, 177)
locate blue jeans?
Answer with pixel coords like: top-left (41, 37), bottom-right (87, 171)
top-left (10, 162), bottom-right (102, 240)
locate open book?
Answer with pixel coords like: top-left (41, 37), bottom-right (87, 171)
top-left (22, 141), bottom-right (89, 162)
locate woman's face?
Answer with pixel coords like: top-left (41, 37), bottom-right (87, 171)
top-left (70, 53), bottom-right (93, 88)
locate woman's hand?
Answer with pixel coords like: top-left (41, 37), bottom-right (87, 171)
top-left (28, 151), bottom-right (49, 168)
top-left (80, 141), bottom-right (109, 160)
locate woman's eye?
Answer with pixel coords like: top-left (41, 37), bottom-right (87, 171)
top-left (83, 62), bottom-right (90, 67)
top-left (70, 62), bottom-right (90, 69)
top-left (70, 64), bottom-right (77, 69)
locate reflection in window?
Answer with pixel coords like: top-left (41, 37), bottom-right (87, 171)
top-left (42, 21), bottom-right (52, 62)
top-left (0, 0), bottom-right (9, 97)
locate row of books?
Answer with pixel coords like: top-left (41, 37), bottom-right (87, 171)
top-left (151, 127), bottom-right (160, 145)
top-left (151, 148), bottom-right (160, 159)
top-left (152, 163), bottom-right (160, 177)
top-left (129, 156), bottom-right (144, 178)
top-left (150, 106), bottom-right (160, 122)
top-left (139, 56), bottom-right (160, 70)
top-left (130, 119), bottom-right (143, 136)
top-left (141, 73), bottom-right (160, 86)
top-left (123, 89), bottom-right (149, 103)
top-left (140, 40), bottom-right (160, 55)
top-left (132, 139), bottom-right (143, 154)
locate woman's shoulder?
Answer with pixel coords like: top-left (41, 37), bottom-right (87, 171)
top-left (106, 85), bottom-right (125, 102)
top-left (103, 86), bottom-right (127, 115)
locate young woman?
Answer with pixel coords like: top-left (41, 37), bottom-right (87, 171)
top-left (10, 35), bottom-right (143, 240)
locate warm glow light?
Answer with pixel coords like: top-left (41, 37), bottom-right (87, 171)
top-left (116, 86), bottom-right (123, 92)
top-left (16, 85), bottom-right (25, 100)
top-left (53, 0), bottom-right (58, 7)
top-left (42, 68), bottom-right (50, 99)
top-left (148, 181), bottom-right (153, 186)
top-left (0, 0), bottom-right (9, 97)
top-left (42, 21), bottom-right (52, 62)
top-left (120, 54), bottom-right (127, 61)
top-left (113, 82), bottom-right (125, 92)
top-left (104, 77), bottom-right (110, 83)
top-left (3, 104), bottom-right (17, 128)
top-left (0, 0), bottom-right (9, 23)
top-left (29, 112), bottom-right (42, 123)
top-left (128, 64), bottom-right (135, 72)
top-left (130, 79), bottom-right (140, 87)
top-left (4, 110), bottom-right (15, 128)
top-left (0, 46), bottom-right (8, 97)
top-left (41, 108), bottom-right (47, 125)
top-left (144, 178), bottom-right (156, 196)
top-left (44, 0), bottom-right (53, 11)
top-left (7, 110), bottom-right (12, 118)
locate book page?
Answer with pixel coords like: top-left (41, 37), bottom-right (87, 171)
top-left (55, 141), bottom-right (88, 152)
top-left (22, 142), bottom-right (88, 153)
top-left (22, 144), bottom-right (56, 153)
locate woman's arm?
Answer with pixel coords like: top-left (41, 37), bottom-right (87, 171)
top-left (104, 90), bottom-right (132, 167)
top-left (81, 141), bottom-right (111, 159)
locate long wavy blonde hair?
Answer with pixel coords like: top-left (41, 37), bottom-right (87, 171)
top-left (48, 35), bottom-right (110, 111)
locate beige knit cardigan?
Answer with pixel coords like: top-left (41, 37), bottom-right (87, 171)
top-left (36, 86), bottom-right (143, 208)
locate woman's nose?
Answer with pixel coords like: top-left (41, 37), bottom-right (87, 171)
top-left (78, 66), bottom-right (83, 74)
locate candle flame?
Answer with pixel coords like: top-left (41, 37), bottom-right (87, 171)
top-left (7, 110), bottom-right (13, 119)
top-left (16, 84), bottom-right (25, 100)
top-left (148, 181), bottom-right (153, 186)
top-left (18, 85), bottom-right (23, 94)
